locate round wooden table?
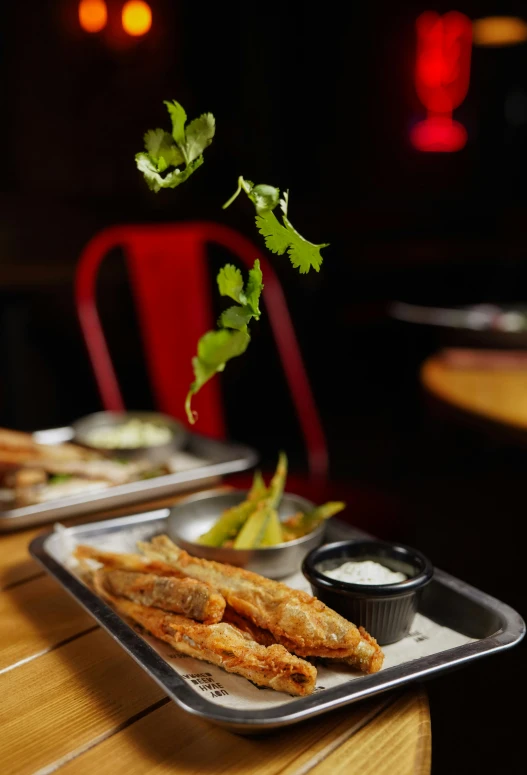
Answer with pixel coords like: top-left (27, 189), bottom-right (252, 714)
top-left (421, 353), bottom-right (527, 433)
top-left (0, 489), bottom-right (431, 775)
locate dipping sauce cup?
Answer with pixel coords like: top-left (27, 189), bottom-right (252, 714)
top-left (302, 539), bottom-right (434, 645)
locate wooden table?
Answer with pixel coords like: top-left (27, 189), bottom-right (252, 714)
top-left (421, 353), bottom-right (527, 433)
top-left (0, 487), bottom-right (431, 775)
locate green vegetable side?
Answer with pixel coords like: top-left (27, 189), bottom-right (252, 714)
top-left (135, 100), bottom-right (329, 424)
top-left (197, 453), bottom-right (345, 549)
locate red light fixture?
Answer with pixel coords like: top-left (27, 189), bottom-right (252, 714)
top-left (410, 11), bottom-right (472, 152)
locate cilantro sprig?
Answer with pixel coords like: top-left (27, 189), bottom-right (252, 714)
top-left (185, 261), bottom-right (263, 423)
top-left (223, 176), bottom-right (329, 273)
top-left (135, 100), bottom-right (215, 192)
top-left (135, 100), bottom-right (330, 426)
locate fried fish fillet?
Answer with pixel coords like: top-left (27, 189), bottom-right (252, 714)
top-left (92, 571), bottom-right (316, 696)
top-left (222, 606), bottom-right (278, 647)
top-left (98, 568), bottom-right (225, 624)
top-left (0, 428), bottom-right (138, 484)
top-left (138, 535), bottom-right (384, 674)
top-left (74, 545), bottom-right (185, 578)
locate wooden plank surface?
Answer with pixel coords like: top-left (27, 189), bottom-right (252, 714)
top-left (54, 685), bottom-right (429, 775)
top-left (0, 526), bottom-right (45, 589)
top-left (0, 575), bottom-right (95, 672)
top-left (0, 628), bottom-right (166, 775)
top-left (308, 689), bottom-right (431, 775)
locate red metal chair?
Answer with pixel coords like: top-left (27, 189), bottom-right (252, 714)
top-left (75, 222), bottom-right (399, 531)
top-left (75, 222), bottom-right (327, 477)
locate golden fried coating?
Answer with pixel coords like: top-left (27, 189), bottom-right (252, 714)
top-left (93, 571), bottom-right (317, 696)
top-left (222, 606), bottom-right (278, 647)
top-left (99, 569), bottom-right (226, 624)
top-left (74, 545), bottom-right (185, 578)
top-left (138, 535), bottom-right (384, 674)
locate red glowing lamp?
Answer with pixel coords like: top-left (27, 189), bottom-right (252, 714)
top-left (411, 11), bottom-right (472, 152)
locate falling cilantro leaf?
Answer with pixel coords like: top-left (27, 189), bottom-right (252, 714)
top-left (185, 260), bottom-right (263, 423)
top-left (135, 100), bottom-right (331, 427)
top-left (164, 100), bottom-right (187, 147)
top-left (135, 154), bottom-right (204, 193)
top-left (244, 261), bottom-right (263, 316)
top-left (185, 330), bottom-right (251, 423)
top-left (219, 305), bottom-right (254, 330)
top-left (223, 176), bottom-right (328, 273)
top-left (217, 264), bottom-right (246, 303)
top-left (135, 100), bottom-right (214, 192)
top-left (184, 113), bottom-right (216, 163)
top-left (256, 210), bottom-right (291, 255)
top-left (143, 128), bottom-right (184, 170)
top-left (256, 210), bottom-right (327, 274)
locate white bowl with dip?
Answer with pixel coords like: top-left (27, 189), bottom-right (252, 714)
top-left (302, 539), bottom-right (434, 645)
top-left (72, 411), bottom-right (187, 466)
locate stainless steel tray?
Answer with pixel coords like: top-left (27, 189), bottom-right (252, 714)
top-left (29, 512), bottom-right (525, 733)
top-left (0, 426), bottom-right (257, 531)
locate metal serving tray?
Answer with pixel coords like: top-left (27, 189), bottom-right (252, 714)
top-left (29, 512), bottom-right (525, 733)
top-left (0, 427), bottom-right (257, 531)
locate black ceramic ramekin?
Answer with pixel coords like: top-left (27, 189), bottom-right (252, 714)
top-left (302, 539), bottom-right (434, 645)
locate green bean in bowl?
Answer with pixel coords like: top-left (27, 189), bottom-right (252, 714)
top-left (167, 453), bottom-right (345, 579)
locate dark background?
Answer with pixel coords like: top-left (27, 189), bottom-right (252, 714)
top-left (1, 1), bottom-right (527, 771)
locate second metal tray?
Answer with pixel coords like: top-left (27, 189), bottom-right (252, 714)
top-left (29, 511), bottom-right (525, 733)
top-left (0, 427), bottom-right (257, 531)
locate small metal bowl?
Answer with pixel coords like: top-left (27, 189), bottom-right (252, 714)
top-left (167, 488), bottom-right (323, 579)
top-left (302, 539), bottom-right (434, 645)
top-left (72, 410), bottom-right (187, 466)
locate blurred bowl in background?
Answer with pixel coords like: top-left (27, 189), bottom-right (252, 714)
top-left (390, 301), bottom-right (527, 349)
top-left (72, 410), bottom-right (187, 466)
top-left (167, 488), bottom-right (322, 579)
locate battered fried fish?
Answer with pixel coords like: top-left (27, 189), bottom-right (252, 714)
top-left (74, 545), bottom-right (185, 578)
top-left (92, 570), bottom-right (317, 696)
top-left (98, 568), bottom-right (226, 624)
top-left (138, 535), bottom-right (384, 674)
top-left (222, 606), bottom-right (278, 647)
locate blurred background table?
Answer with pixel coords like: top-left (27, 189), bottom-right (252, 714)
top-left (0, 489), bottom-right (431, 775)
top-left (421, 353), bottom-right (527, 435)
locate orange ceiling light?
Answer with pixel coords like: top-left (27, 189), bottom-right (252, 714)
top-left (410, 11), bottom-right (472, 152)
top-left (122, 1), bottom-right (152, 36)
top-left (78, 0), bottom-right (108, 33)
top-left (473, 17), bottom-right (527, 47)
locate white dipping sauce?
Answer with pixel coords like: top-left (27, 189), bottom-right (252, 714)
top-left (323, 560), bottom-right (407, 585)
top-left (86, 419), bottom-right (173, 449)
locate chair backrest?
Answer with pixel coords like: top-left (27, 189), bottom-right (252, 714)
top-left (75, 221), bottom-right (329, 480)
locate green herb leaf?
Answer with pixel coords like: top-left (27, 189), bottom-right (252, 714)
top-left (164, 100), bottom-right (187, 148)
top-left (217, 264), bottom-right (245, 303)
top-left (225, 178), bottom-right (329, 273)
top-left (256, 205), bottom-right (328, 273)
top-left (185, 259), bottom-right (263, 423)
top-left (256, 210), bottom-right (290, 255)
top-left (219, 305), bottom-right (253, 330)
top-left (136, 100), bottom-right (213, 192)
top-left (244, 259), bottom-right (263, 317)
top-left (135, 153), bottom-right (203, 193)
top-left (185, 329), bottom-right (251, 423)
top-left (183, 113), bottom-right (216, 163)
top-left (248, 184), bottom-right (280, 213)
top-left (143, 128), bottom-right (184, 171)
top-left (282, 215), bottom-right (329, 273)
